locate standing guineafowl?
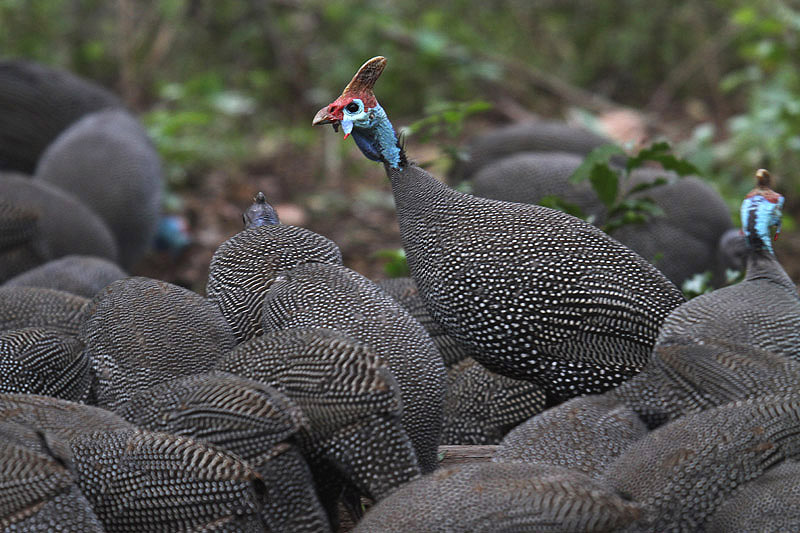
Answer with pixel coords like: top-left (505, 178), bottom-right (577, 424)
top-left (313, 57), bottom-right (685, 403)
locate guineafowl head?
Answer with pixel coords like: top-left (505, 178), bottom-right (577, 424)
top-left (243, 192), bottom-right (279, 228)
top-left (312, 56), bottom-right (406, 169)
top-left (740, 169), bottom-right (784, 254)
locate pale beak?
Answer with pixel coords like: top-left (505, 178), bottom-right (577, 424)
top-left (312, 106), bottom-right (338, 126)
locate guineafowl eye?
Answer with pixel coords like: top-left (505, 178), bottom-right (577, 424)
top-left (346, 101), bottom-right (360, 113)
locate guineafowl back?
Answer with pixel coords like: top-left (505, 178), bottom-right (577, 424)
top-left (603, 394), bottom-right (800, 531)
top-left (69, 428), bottom-right (266, 532)
top-left (610, 339), bottom-right (800, 429)
top-left (707, 460), bottom-right (800, 532)
top-left (3, 254), bottom-right (127, 298)
top-left (494, 393), bottom-right (648, 479)
top-left (117, 372), bottom-right (330, 533)
top-left (35, 109), bottom-right (163, 268)
top-left (0, 421), bottom-right (106, 532)
top-left (207, 223), bottom-right (343, 343)
top-left (655, 252), bottom-right (800, 360)
top-left (0, 286), bottom-right (89, 336)
top-left (0, 327), bottom-right (91, 402)
top-left (454, 120), bottom-right (616, 181)
top-left (442, 358), bottom-right (546, 445)
top-left (218, 327), bottom-right (420, 509)
top-left (0, 60), bottom-right (122, 173)
top-left (388, 164), bottom-right (685, 401)
top-left (352, 462), bottom-right (644, 533)
top-left (80, 276), bottom-right (236, 410)
top-left (0, 174), bottom-right (118, 281)
top-left (261, 262), bottom-right (446, 473)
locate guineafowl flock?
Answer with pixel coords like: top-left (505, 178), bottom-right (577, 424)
top-left (1, 54), bottom-right (798, 533)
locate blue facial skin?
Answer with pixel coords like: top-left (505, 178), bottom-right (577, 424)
top-left (741, 194), bottom-right (784, 253)
top-left (342, 99), bottom-right (403, 169)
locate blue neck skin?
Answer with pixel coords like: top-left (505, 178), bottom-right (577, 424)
top-left (350, 103), bottom-right (403, 169)
top-left (740, 194), bottom-right (784, 254)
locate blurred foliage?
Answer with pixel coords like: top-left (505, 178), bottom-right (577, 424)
top-left (402, 99), bottom-right (492, 169)
top-left (569, 141), bottom-right (701, 234)
top-left (1, 0), bottom-right (800, 215)
top-left (373, 248), bottom-right (410, 278)
top-left (711, 2), bottom-right (800, 200)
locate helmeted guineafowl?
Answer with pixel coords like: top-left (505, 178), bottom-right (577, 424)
top-left (261, 262), bottom-right (446, 473)
top-left (707, 459), bottom-right (800, 532)
top-left (609, 338), bottom-right (800, 429)
top-left (470, 151), bottom-right (608, 222)
top-left (79, 276), bottom-right (236, 410)
top-left (0, 392), bottom-right (133, 441)
top-left (313, 56), bottom-right (685, 403)
top-left (612, 168), bottom-right (735, 286)
top-left (0, 59), bottom-right (122, 173)
top-left (34, 109), bottom-right (163, 268)
top-left (0, 421), bottom-right (105, 532)
top-left (602, 394), bottom-right (800, 532)
top-left (68, 428), bottom-right (267, 532)
top-left (0, 173), bottom-right (118, 281)
top-left (3, 254), bottom-right (127, 297)
top-left (216, 328), bottom-right (419, 522)
top-left (493, 394), bottom-right (648, 479)
top-left (655, 169), bottom-right (800, 361)
top-left (376, 276), bottom-right (474, 366)
top-left (442, 358), bottom-right (546, 445)
top-left (452, 120), bottom-right (618, 182)
top-left (0, 286), bottom-right (89, 335)
top-left (352, 462), bottom-right (644, 533)
top-left (207, 192), bottom-right (343, 343)
top-left (0, 327), bottom-right (91, 401)
top-left (470, 154), bottom-right (735, 286)
top-left (116, 371), bottom-right (331, 533)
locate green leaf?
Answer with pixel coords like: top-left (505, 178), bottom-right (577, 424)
top-left (589, 163), bottom-right (619, 207)
top-left (537, 195), bottom-right (585, 219)
top-left (628, 177), bottom-right (669, 194)
top-left (569, 144), bottom-right (626, 184)
top-left (373, 248), bottom-right (410, 278)
top-left (625, 141), bottom-right (702, 176)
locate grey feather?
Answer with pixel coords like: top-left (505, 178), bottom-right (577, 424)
top-left (35, 109), bottom-right (163, 268)
top-left (0, 59), bottom-right (121, 173)
top-left (79, 276), bottom-right (235, 410)
top-left (260, 263), bottom-right (446, 473)
top-left (493, 394), bottom-right (648, 479)
top-left (352, 462), bottom-right (644, 533)
top-left (387, 163), bottom-right (684, 402)
top-left (603, 395), bottom-right (800, 531)
top-left (3, 254), bottom-right (127, 298)
top-left (116, 372), bottom-right (331, 533)
top-left (207, 220), bottom-right (342, 343)
top-left (0, 174), bottom-right (118, 280)
top-left (442, 358), bottom-right (546, 445)
top-left (216, 327), bottom-right (420, 509)
top-left (0, 286), bottom-right (89, 336)
top-left (0, 327), bottom-right (91, 401)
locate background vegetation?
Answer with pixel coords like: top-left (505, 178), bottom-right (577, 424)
top-left (2, 0), bottom-right (798, 289)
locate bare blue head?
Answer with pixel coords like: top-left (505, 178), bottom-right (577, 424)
top-left (740, 169), bottom-right (784, 254)
top-left (243, 192), bottom-right (280, 228)
top-left (312, 56), bottom-right (405, 169)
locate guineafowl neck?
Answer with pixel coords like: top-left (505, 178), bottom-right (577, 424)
top-left (386, 163), bottom-right (458, 270)
top-left (745, 250), bottom-right (797, 293)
